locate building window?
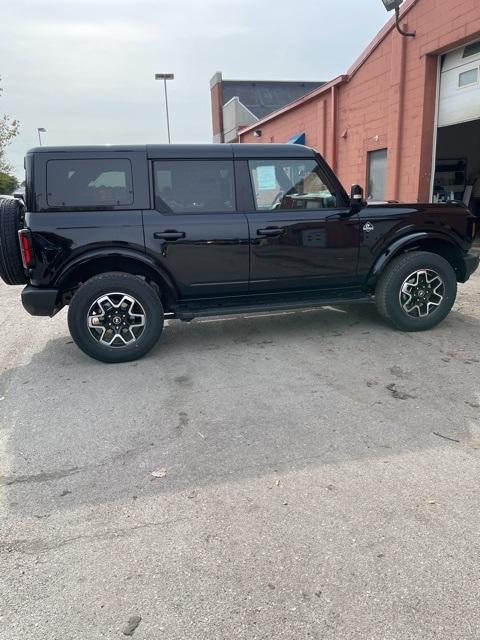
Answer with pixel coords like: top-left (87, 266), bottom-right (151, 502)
top-left (367, 149), bottom-right (387, 201)
top-left (463, 41), bottom-right (480, 58)
top-left (153, 160), bottom-right (235, 213)
top-left (46, 159), bottom-right (133, 208)
top-left (458, 68), bottom-right (479, 88)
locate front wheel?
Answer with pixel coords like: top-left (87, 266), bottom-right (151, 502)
top-left (68, 272), bottom-right (164, 363)
top-left (375, 251), bottom-right (457, 332)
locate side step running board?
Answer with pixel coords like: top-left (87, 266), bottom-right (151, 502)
top-left (173, 294), bottom-right (370, 321)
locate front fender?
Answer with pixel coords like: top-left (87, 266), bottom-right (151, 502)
top-left (367, 231), bottom-right (463, 286)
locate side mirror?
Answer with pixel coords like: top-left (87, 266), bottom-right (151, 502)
top-left (350, 184), bottom-right (366, 210)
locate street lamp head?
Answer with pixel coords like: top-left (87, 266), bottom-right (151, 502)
top-left (37, 127), bottom-right (46, 132)
top-left (381, 0), bottom-right (403, 11)
top-left (155, 73), bottom-right (174, 80)
top-left (382, 0), bottom-right (415, 36)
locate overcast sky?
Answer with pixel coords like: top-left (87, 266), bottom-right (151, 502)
top-left (1, 0), bottom-right (390, 178)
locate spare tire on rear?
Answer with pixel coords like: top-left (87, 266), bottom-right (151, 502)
top-left (0, 196), bottom-right (27, 285)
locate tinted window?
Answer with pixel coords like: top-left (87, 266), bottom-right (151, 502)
top-left (463, 41), bottom-right (480, 58)
top-left (47, 159), bottom-right (133, 208)
top-left (154, 160), bottom-right (235, 213)
top-left (248, 159), bottom-right (336, 211)
top-left (367, 149), bottom-right (387, 201)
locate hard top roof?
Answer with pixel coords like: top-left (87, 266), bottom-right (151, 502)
top-left (27, 143), bottom-right (316, 159)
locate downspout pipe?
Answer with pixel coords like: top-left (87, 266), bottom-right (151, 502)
top-left (330, 85), bottom-right (338, 172)
top-left (392, 28), bottom-right (408, 200)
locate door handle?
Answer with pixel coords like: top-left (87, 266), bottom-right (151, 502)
top-left (153, 230), bottom-right (186, 240)
top-left (257, 227), bottom-right (285, 237)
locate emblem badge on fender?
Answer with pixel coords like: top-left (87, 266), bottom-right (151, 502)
top-left (363, 222), bottom-right (374, 233)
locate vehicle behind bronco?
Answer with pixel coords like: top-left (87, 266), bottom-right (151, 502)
top-left (0, 144), bottom-right (477, 362)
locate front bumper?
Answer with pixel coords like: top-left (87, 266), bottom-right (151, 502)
top-left (21, 286), bottom-right (60, 317)
top-left (463, 252), bottom-right (480, 281)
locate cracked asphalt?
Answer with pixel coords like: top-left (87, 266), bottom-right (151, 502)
top-left (1, 258), bottom-right (480, 639)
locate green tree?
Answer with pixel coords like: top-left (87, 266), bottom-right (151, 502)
top-left (0, 171), bottom-right (19, 194)
top-left (0, 76), bottom-right (20, 174)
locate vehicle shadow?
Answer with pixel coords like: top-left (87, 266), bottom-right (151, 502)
top-left (1, 302), bottom-right (480, 518)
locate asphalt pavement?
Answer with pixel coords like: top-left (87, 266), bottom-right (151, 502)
top-left (1, 265), bottom-right (480, 639)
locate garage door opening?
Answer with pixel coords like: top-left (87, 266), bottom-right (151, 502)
top-left (434, 119), bottom-right (480, 216)
top-left (433, 40), bottom-right (480, 225)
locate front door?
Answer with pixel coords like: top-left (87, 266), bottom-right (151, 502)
top-left (143, 159), bottom-right (249, 299)
top-left (244, 157), bottom-right (360, 292)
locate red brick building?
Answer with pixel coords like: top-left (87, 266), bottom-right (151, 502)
top-left (235, 0), bottom-right (480, 207)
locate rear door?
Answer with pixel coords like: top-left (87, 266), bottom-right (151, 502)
top-left (239, 155), bottom-right (360, 292)
top-left (143, 152), bottom-right (249, 299)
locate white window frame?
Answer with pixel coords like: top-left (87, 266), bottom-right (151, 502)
top-left (458, 66), bottom-right (479, 89)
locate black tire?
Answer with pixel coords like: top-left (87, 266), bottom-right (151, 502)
top-left (0, 197), bottom-right (27, 285)
top-left (68, 272), bottom-right (164, 363)
top-left (375, 251), bottom-right (457, 332)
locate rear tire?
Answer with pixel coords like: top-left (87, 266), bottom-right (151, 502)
top-left (375, 251), bottom-right (457, 331)
top-left (0, 197), bottom-right (27, 285)
top-left (68, 272), bottom-right (164, 363)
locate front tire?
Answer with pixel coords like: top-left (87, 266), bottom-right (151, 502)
top-left (68, 272), bottom-right (164, 363)
top-left (375, 251), bottom-right (457, 332)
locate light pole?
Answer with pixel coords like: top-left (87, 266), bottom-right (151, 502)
top-left (37, 127), bottom-right (46, 146)
top-left (155, 73), bottom-right (174, 143)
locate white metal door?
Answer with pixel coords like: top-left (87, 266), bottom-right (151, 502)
top-left (438, 41), bottom-right (480, 128)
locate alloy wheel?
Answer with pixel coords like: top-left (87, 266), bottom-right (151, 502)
top-left (87, 292), bottom-right (146, 347)
top-left (399, 269), bottom-right (445, 318)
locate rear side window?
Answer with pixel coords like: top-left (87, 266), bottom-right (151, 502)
top-left (153, 160), bottom-right (235, 213)
top-left (46, 159), bottom-right (133, 208)
top-left (248, 159), bottom-right (336, 211)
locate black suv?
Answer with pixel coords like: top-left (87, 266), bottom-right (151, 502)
top-left (0, 144), bottom-right (477, 363)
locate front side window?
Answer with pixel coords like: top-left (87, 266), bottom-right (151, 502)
top-left (154, 160), bottom-right (235, 213)
top-left (47, 159), bottom-right (133, 208)
top-left (248, 159), bottom-right (336, 211)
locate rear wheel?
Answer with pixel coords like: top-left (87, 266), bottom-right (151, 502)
top-left (0, 197), bottom-right (27, 285)
top-left (68, 272), bottom-right (164, 363)
top-left (375, 251), bottom-right (457, 331)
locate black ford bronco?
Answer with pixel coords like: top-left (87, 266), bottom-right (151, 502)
top-left (0, 143), bottom-right (477, 363)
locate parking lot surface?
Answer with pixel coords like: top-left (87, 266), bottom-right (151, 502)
top-left (1, 265), bottom-right (480, 639)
